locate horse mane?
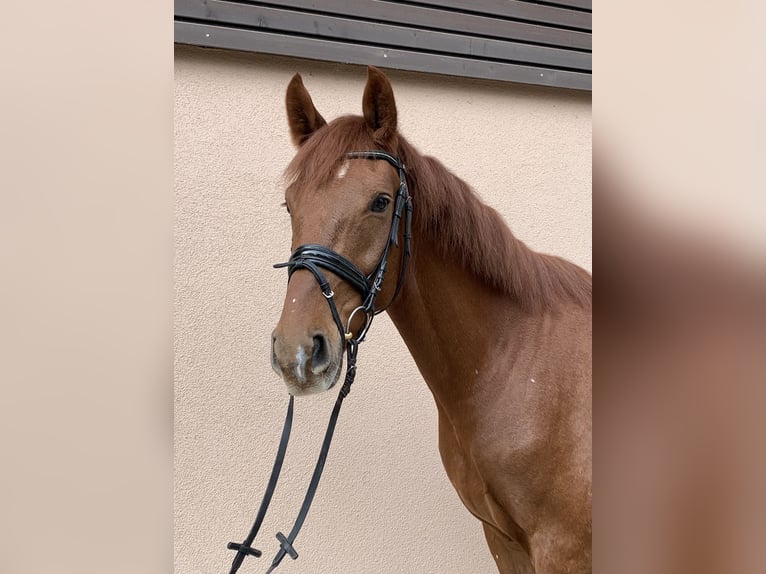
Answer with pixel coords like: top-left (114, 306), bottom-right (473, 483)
top-left (284, 115), bottom-right (592, 313)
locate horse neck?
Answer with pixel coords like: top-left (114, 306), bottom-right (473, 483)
top-left (386, 233), bottom-right (534, 407)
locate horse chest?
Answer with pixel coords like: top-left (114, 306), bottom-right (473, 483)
top-left (437, 414), bottom-right (502, 527)
top-left (436, 403), bottom-right (540, 549)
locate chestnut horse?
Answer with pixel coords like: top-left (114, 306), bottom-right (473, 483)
top-left (271, 67), bottom-right (592, 573)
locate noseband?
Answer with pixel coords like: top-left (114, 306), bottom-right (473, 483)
top-left (273, 150), bottom-right (412, 343)
top-left (226, 151), bottom-right (412, 574)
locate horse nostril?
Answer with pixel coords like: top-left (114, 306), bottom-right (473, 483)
top-left (311, 334), bottom-right (330, 373)
top-left (271, 333), bottom-right (281, 373)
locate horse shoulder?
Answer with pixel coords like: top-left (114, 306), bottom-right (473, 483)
top-left (445, 305), bottom-right (592, 545)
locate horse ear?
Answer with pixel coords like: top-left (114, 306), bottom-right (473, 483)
top-left (362, 66), bottom-right (398, 145)
top-left (285, 73), bottom-right (327, 147)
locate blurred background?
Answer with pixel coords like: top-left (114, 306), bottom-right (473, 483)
top-left (596, 3), bottom-right (766, 573)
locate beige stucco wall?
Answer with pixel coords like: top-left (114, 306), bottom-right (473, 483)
top-left (175, 45), bottom-right (591, 574)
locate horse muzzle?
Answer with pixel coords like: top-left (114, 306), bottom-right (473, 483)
top-left (271, 330), bottom-right (343, 395)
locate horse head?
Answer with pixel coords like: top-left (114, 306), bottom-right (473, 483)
top-left (271, 67), bottom-right (409, 396)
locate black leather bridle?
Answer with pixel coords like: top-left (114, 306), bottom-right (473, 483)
top-left (275, 150), bottom-right (412, 343)
top-left (226, 150), bottom-right (412, 574)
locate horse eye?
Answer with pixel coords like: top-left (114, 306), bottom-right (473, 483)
top-left (281, 201), bottom-right (291, 215)
top-left (371, 195), bottom-right (391, 213)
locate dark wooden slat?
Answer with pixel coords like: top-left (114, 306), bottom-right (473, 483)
top-left (175, 0), bottom-right (591, 71)
top-left (537, 0), bottom-right (591, 10)
top-left (247, 0), bottom-right (591, 51)
top-left (174, 21), bottom-right (591, 90)
top-left (407, 0), bottom-right (591, 31)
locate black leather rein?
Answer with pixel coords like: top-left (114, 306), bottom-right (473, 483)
top-left (226, 150), bottom-right (412, 574)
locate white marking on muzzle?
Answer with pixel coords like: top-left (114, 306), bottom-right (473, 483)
top-left (295, 346), bottom-right (308, 384)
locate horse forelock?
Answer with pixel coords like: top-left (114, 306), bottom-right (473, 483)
top-left (283, 115), bottom-right (381, 192)
top-left (283, 115), bottom-right (591, 313)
